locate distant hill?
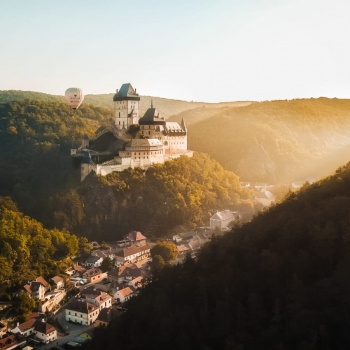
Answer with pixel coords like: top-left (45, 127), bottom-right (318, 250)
top-left (0, 90), bottom-right (250, 118)
top-left (85, 161), bottom-right (350, 350)
top-left (170, 98), bottom-right (350, 183)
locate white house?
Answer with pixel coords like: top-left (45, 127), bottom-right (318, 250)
top-left (114, 286), bottom-right (134, 303)
top-left (210, 210), bottom-right (241, 231)
top-left (85, 255), bottom-right (103, 268)
top-left (65, 299), bottom-right (100, 326)
top-left (12, 315), bottom-right (57, 344)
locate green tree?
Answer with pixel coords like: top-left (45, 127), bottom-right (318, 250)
top-left (101, 257), bottom-right (113, 272)
top-left (151, 241), bottom-right (179, 263)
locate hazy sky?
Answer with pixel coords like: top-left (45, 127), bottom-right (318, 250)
top-left (1, 0), bottom-right (350, 102)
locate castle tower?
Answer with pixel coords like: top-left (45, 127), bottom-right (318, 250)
top-left (113, 83), bottom-right (140, 130)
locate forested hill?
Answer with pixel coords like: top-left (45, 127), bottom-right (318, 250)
top-left (0, 196), bottom-right (79, 294)
top-left (170, 97), bottom-right (350, 184)
top-left (0, 90), bottom-right (249, 118)
top-left (86, 162), bottom-right (350, 350)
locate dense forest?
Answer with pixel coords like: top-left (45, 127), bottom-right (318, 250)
top-left (0, 196), bottom-right (79, 295)
top-left (85, 162), bottom-right (350, 350)
top-left (170, 98), bottom-right (350, 183)
top-left (46, 153), bottom-right (257, 240)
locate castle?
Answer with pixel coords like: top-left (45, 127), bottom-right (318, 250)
top-left (71, 83), bottom-right (193, 181)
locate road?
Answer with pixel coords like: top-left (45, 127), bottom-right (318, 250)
top-left (37, 297), bottom-right (93, 349)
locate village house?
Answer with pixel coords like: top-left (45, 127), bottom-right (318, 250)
top-left (11, 314), bottom-right (57, 344)
top-left (82, 268), bottom-right (103, 283)
top-left (51, 276), bottom-right (64, 290)
top-left (22, 276), bottom-right (50, 301)
top-left (115, 244), bottom-right (151, 266)
top-left (114, 286), bottom-right (134, 304)
top-left (209, 210), bottom-right (242, 231)
top-left (0, 333), bottom-right (26, 350)
top-left (85, 255), bottom-right (103, 268)
top-left (65, 299), bottom-right (100, 326)
top-left (79, 287), bottom-right (112, 311)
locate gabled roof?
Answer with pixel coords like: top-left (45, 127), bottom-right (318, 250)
top-left (34, 320), bottom-right (56, 335)
top-left (96, 308), bottom-right (113, 323)
top-left (35, 276), bottom-right (50, 288)
top-left (17, 318), bottom-right (36, 332)
top-left (125, 231), bottom-right (146, 242)
top-left (51, 276), bottom-right (63, 284)
top-left (138, 106), bottom-right (166, 125)
top-left (117, 286), bottom-right (134, 298)
top-left (67, 299), bottom-right (99, 314)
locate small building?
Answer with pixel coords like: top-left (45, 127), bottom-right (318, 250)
top-left (85, 256), bottom-right (103, 268)
top-left (82, 268), bottom-right (103, 283)
top-left (12, 315), bottom-right (57, 344)
top-left (0, 333), bottom-right (26, 350)
top-left (210, 210), bottom-right (241, 231)
top-left (65, 299), bottom-right (100, 326)
top-left (124, 231), bottom-right (147, 246)
top-left (114, 286), bottom-right (134, 304)
top-left (115, 244), bottom-right (151, 266)
top-left (23, 276), bottom-right (50, 301)
top-left (51, 276), bottom-right (64, 290)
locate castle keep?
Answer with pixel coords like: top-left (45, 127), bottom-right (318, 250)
top-left (71, 83), bottom-right (193, 181)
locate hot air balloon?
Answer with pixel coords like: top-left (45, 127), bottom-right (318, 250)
top-left (65, 87), bottom-right (84, 110)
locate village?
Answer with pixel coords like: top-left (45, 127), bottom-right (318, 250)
top-left (0, 208), bottom-right (244, 350)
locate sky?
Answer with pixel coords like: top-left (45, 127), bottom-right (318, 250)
top-left (1, 0), bottom-right (350, 102)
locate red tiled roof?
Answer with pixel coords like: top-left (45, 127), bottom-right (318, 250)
top-left (126, 231), bottom-right (146, 242)
top-left (118, 287), bottom-right (133, 298)
top-left (116, 244), bottom-right (151, 258)
top-left (35, 276), bottom-right (50, 288)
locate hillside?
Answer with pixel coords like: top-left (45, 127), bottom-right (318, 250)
top-left (85, 162), bottom-right (350, 350)
top-left (0, 196), bottom-right (78, 293)
top-left (170, 98), bottom-right (350, 183)
top-left (0, 90), bottom-right (250, 119)
top-left (45, 153), bottom-right (257, 240)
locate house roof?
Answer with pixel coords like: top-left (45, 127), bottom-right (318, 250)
top-left (67, 299), bottom-right (99, 314)
top-left (129, 276), bottom-right (143, 288)
top-left (83, 268), bottom-right (102, 277)
top-left (17, 318), bottom-right (36, 332)
top-left (138, 107), bottom-right (166, 125)
top-left (51, 276), bottom-right (63, 284)
top-left (34, 320), bottom-right (56, 335)
top-left (118, 264), bottom-right (141, 279)
top-left (125, 231), bottom-right (146, 242)
top-left (74, 264), bottom-right (86, 273)
top-left (35, 276), bottom-right (50, 288)
top-left (96, 308), bottom-right (113, 323)
top-left (116, 244), bottom-right (151, 258)
top-left (117, 287), bottom-right (134, 298)
top-left (23, 284), bottom-right (32, 294)
top-left (85, 256), bottom-right (102, 264)
top-left (0, 334), bottom-right (26, 350)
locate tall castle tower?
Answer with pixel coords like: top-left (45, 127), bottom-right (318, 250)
top-left (113, 83), bottom-right (140, 129)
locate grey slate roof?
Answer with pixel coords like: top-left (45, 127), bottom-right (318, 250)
top-left (113, 83), bottom-right (140, 101)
